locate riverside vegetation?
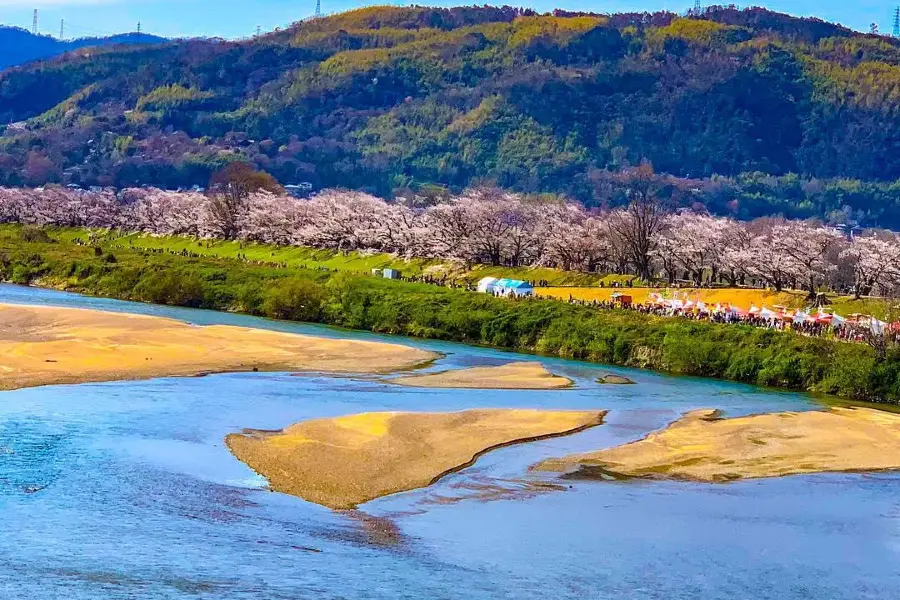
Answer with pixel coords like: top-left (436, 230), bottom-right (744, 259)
top-left (1, 224), bottom-right (898, 404)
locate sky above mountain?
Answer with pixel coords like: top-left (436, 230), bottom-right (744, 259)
top-left (0, 1), bottom-right (893, 40)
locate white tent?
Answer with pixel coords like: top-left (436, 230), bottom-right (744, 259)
top-left (793, 311), bottom-right (812, 323)
top-left (477, 277), bottom-right (499, 294)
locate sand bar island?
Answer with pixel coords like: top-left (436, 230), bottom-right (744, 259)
top-left (535, 407), bottom-right (900, 481)
top-left (0, 303), bottom-right (436, 390)
top-left (390, 362), bottom-right (572, 389)
top-left (226, 409), bottom-right (606, 509)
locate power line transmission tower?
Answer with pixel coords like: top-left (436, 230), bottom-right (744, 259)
top-left (315, 0), bottom-right (322, 18)
top-left (60, 19), bottom-right (64, 39)
top-left (137, 21), bottom-right (141, 34)
top-left (871, 22), bottom-right (879, 35)
top-left (32, 9), bottom-right (38, 35)
top-left (894, 6), bottom-right (900, 37)
top-left (256, 25), bottom-right (261, 37)
top-left (694, 0), bottom-right (702, 14)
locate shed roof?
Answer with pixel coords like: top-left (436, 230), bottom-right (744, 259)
top-left (495, 278), bottom-right (533, 289)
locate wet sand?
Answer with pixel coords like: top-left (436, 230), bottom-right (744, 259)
top-left (535, 407), bottom-right (900, 481)
top-left (0, 303), bottom-right (435, 390)
top-left (390, 362), bottom-right (572, 389)
top-left (226, 409), bottom-right (606, 509)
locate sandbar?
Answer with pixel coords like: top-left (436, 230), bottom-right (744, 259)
top-left (226, 408), bottom-right (605, 509)
top-left (0, 303), bottom-right (435, 390)
top-left (389, 362), bottom-right (572, 389)
top-left (535, 407), bottom-right (900, 481)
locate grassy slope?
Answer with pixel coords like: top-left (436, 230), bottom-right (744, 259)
top-left (80, 229), bottom-right (634, 286)
top-left (83, 229), bottom-right (884, 315)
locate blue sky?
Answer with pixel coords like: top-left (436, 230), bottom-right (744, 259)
top-left (1, 1), bottom-right (895, 40)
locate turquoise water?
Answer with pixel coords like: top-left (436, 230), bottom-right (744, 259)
top-left (0, 283), bottom-right (897, 599)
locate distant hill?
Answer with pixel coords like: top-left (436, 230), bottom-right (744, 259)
top-left (0, 26), bottom-right (166, 70)
top-left (0, 6), bottom-right (899, 227)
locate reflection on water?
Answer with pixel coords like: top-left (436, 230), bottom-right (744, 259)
top-left (0, 284), bottom-right (899, 599)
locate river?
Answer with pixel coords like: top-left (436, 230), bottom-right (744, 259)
top-left (0, 283), bottom-right (897, 599)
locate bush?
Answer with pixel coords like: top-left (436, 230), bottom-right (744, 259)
top-left (20, 226), bottom-right (53, 243)
top-left (132, 270), bottom-right (206, 307)
top-left (263, 278), bottom-right (325, 322)
top-left (10, 264), bottom-right (32, 284)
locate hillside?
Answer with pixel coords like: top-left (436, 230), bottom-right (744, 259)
top-left (0, 26), bottom-right (166, 70)
top-left (1, 6), bottom-right (900, 227)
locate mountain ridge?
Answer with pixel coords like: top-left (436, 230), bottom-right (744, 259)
top-left (0, 25), bottom-right (166, 70)
top-left (0, 5), bottom-right (899, 226)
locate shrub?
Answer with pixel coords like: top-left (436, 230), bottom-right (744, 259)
top-left (263, 278), bottom-right (325, 322)
top-left (20, 226), bottom-right (53, 243)
top-left (132, 270), bottom-right (206, 307)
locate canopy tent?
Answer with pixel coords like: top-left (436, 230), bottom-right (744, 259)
top-left (792, 311), bottom-right (813, 324)
top-left (492, 278), bottom-right (534, 297)
top-left (815, 311), bottom-right (834, 324)
top-left (477, 277), bottom-right (499, 294)
top-left (870, 318), bottom-right (888, 336)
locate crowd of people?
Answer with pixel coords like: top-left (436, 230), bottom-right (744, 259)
top-left (549, 292), bottom-right (898, 345)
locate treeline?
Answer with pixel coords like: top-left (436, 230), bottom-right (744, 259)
top-left (1, 224), bottom-right (898, 404)
top-left (1, 182), bottom-right (899, 298)
top-left (4, 6), bottom-right (900, 226)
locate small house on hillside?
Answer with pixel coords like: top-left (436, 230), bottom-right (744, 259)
top-left (382, 268), bottom-right (401, 280)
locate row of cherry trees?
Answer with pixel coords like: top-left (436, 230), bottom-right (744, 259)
top-left (1, 185), bottom-right (899, 298)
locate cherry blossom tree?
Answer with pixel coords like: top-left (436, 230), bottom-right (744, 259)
top-left (840, 233), bottom-right (900, 298)
top-left (660, 212), bottom-right (733, 285)
top-left (775, 220), bottom-right (845, 296)
top-left (1, 183), bottom-right (898, 304)
top-left (607, 164), bottom-right (666, 282)
top-left (736, 219), bottom-right (797, 292)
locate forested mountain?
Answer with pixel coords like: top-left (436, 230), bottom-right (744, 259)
top-left (0, 26), bottom-right (165, 70)
top-left (1, 5), bottom-right (900, 227)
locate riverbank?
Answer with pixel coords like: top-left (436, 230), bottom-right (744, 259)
top-left (535, 407), bottom-right (900, 481)
top-left (390, 362), bottom-right (572, 389)
top-left (1, 224), bottom-right (898, 404)
top-left (0, 303), bottom-right (435, 390)
top-left (225, 409), bottom-right (606, 509)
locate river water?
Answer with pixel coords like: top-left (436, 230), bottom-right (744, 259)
top-left (0, 283), bottom-right (897, 599)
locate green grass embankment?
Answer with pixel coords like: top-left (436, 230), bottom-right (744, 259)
top-left (2, 224), bottom-right (897, 404)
